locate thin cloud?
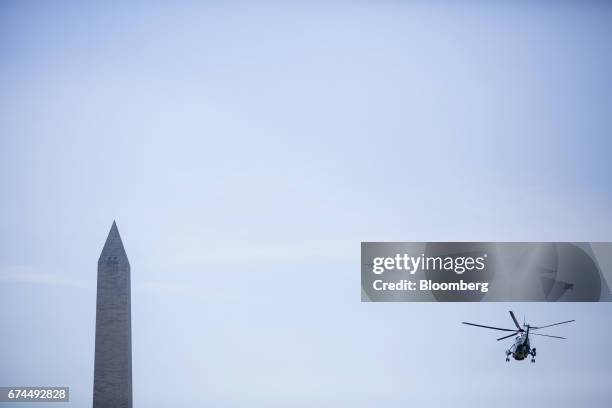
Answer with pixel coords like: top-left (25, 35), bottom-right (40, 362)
top-left (162, 239), bottom-right (355, 271)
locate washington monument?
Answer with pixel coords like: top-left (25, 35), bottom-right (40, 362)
top-left (93, 221), bottom-right (132, 408)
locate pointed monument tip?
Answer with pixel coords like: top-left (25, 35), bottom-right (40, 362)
top-left (107, 221), bottom-right (121, 239)
top-left (99, 221), bottom-right (129, 264)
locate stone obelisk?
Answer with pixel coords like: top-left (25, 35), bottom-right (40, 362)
top-left (93, 221), bottom-right (132, 408)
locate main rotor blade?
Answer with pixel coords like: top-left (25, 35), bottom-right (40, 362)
top-left (531, 320), bottom-right (575, 330)
top-left (462, 322), bottom-right (518, 332)
top-left (509, 311), bottom-right (522, 331)
top-left (531, 333), bottom-right (566, 339)
top-left (497, 332), bottom-right (520, 341)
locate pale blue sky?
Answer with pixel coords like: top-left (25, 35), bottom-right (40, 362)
top-left (1, 2), bottom-right (612, 407)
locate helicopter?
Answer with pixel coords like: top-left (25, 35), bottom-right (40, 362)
top-left (462, 311), bottom-right (574, 363)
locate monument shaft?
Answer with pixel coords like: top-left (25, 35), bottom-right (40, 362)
top-left (93, 222), bottom-right (132, 408)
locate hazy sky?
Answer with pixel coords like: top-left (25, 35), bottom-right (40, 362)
top-left (1, 2), bottom-right (612, 407)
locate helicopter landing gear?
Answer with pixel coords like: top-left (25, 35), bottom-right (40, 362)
top-left (506, 357), bottom-right (510, 362)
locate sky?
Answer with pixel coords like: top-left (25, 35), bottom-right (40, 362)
top-left (1, 1), bottom-right (612, 407)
